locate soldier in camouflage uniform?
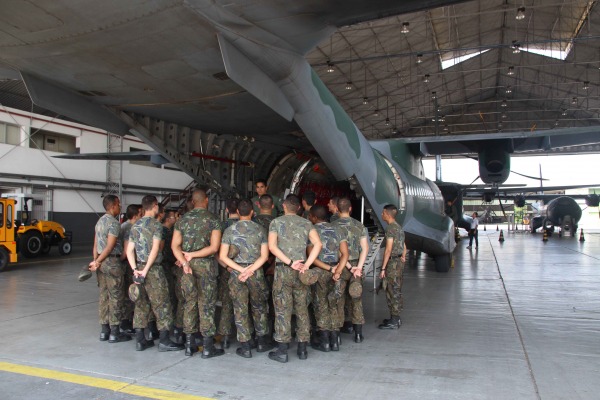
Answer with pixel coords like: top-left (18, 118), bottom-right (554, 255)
top-left (162, 209), bottom-right (184, 343)
top-left (254, 194), bottom-right (277, 332)
top-left (301, 191), bottom-right (316, 219)
top-left (172, 188), bottom-right (225, 358)
top-left (307, 205), bottom-right (349, 352)
top-left (252, 179), bottom-right (282, 217)
top-left (267, 194), bottom-right (322, 363)
top-left (119, 204), bottom-right (141, 336)
top-left (378, 204), bottom-right (407, 330)
top-left (332, 197), bottom-right (369, 343)
top-left (220, 198), bottom-right (274, 358)
top-left (89, 195), bottom-right (131, 343)
top-left (126, 195), bottom-right (183, 352)
top-left (216, 198), bottom-right (239, 349)
top-left (328, 196), bottom-right (340, 223)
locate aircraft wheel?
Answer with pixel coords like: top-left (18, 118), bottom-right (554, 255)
top-left (20, 231), bottom-right (43, 258)
top-left (0, 248), bottom-right (8, 272)
top-left (59, 239), bottom-right (72, 256)
top-left (434, 254), bottom-right (451, 273)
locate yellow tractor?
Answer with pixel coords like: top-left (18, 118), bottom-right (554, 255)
top-left (0, 197), bottom-right (18, 271)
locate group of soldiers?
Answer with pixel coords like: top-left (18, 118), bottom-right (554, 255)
top-left (89, 179), bottom-right (406, 363)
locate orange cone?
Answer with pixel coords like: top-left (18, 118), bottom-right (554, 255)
top-left (484, 225), bottom-right (487, 231)
top-left (499, 230), bottom-right (505, 242)
top-left (579, 229), bottom-right (585, 242)
top-left (543, 229), bottom-right (548, 242)
top-left (496, 225), bottom-right (499, 231)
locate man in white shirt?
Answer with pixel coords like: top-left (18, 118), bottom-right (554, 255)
top-left (467, 212), bottom-right (479, 249)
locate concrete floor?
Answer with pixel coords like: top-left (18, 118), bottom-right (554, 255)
top-left (0, 229), bottom-right (599, 400)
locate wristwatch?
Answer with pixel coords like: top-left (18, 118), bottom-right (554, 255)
top-left (287, 259), bottom-right (293, 267)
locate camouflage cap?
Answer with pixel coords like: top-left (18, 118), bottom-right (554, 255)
top-left (128, 284), bottom-right (140, 302)
top-left (227, 244), bottom-right (239, 260)
top-left (299, 268), bottom-right (319, 286)
top-left (78, 265), bottom-right (92, 282)
top-left (348, 281), bottom-right (363, 298)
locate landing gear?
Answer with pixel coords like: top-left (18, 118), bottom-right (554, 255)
top-left (434, 254), bottom-right (452, 273)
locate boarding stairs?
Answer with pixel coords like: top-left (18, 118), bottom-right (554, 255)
top-left (160, 180), bottom-right (197, 210)
top-left (363, 232), bottom-right (385, 286)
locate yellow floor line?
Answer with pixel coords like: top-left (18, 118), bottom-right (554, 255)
top-left (0, 361), bottom-right (214, 400)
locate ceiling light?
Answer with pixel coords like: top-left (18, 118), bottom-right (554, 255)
top-left (385, 118), bottom-right (390, 126)
top-left (401, 22), bottom-right (410, 34)
top-left (326, 61), bottom-right (335, 73)
top-left (554, 120), bottom-right (559, 126)
top-left (345, 81), bottom-right (353, 90)
top-left (512, 41), bottom-right (521, 54)
top-left (440, 115), bottom-right (445, 122)
top-left (516, 7), bottom-right (526, 20)
top-left (561, 109), bottom-right (567, 116)
top-left (362, 97), bottom-right (369, 105)
top-left (571, 97), bottom-right (577, 105)
top-left (423, 74), bottom-right (430, 83)
top-left (501, 99), bottom-right (508, 107)
top-left (506, 86), bottom-right (512, 94)
top-left (392, 127), bottom-right (399, 134)
top-left (443, 125), bottom-right (449, 132)
top-left (374, 109), bottom-right (380, 117)
top-left (416, 54), bottom-right (423, 64)
top-left (501, 112), bottom-right (507, 119)
top-left (507, 66), bottom-right (515, 75)
top-left (431, 91), bottom-right (437, 99)
top-left (498, 122), bottom-right (503, 129)
top-left (583, 81), bottom-right (590, 90)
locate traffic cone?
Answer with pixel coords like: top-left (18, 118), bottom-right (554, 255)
top-left (498, 230), bottom-right (505, 242)
top-left (558, 230), bottom-right (562, 238)
top-left (579, 229), bottom-right (585, 242)
top-left (496, 225), bottom-right (499, 231)
top-left (543, 230), bottom-right (548, 242)
top-left (484, 225), bottom-right (487, 231)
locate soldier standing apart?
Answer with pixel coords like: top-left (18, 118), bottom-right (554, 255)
top-left (220, 198), bottom-right (275, 358)
top-left (332, 197), bottom-right (369, 343)
top-left (328, 196), bottom-right (340, 223)
top-left (172, 188), bottom-right (224, 358)
top-left (89, 195), bottom-right (131, 343)
top-left (252, 179), bottom-right (282, 217)
top-left (307, 205), bottom-right (349, 352)
top-left (216, 198), bottom-right (239, 349)
top-left (119, 204), bottom-right (141, 336)
top-left (267, 194), bottom-right (322, 363)
top-left (378, 205), bottom-right (407, 329)
top-left (126, 195), bottom-right (183, 352)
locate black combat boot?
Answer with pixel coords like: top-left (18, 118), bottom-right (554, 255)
top-left (158, 330), bottom-right (184, 352)
top-left (330, 330), bottom-right (340, 351)
top-left (297, 342), bottom-right (308, 360)
top-left (268, 342), bottom-right (289, 363)
top-left (185, 333), bottom-right (197, 356)
top-left (220, 334), bottom-right (231, 349)
top-left (135, 328), bottom-right (154, 351)
top-left (120, 319), bottom-right (135, 336)
top-left (353, 324), bottom-right (363, 343)
top-left (172, 327), bottom-right (184, 345)
top-left (312, 330), bottom-right (330, 352)
top-left (108, 325), bottom-right (132, 343)
top-left (340, 321), bottom-right (354, 334)
top-left (236, 341), bottom-right (252, 358)
top-left (146, 321), bottom-right (159, 341)
top-left (194, 332), bottom-right (204, 348)
top-left (99, 324), bottom-right (110, 341)
top-left (201, 336), bottom-right (225, 359)
top-left (256, 335), bottom-right (274, 353)
top-left (310, 328), bottom-right (320, 348)
top-left (378, 316), bottom-right (401, 330)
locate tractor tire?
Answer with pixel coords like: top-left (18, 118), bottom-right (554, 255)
top-left (41, 242), bottom-right (51, 255)
top-left (0, 247), bottom-right (9, 272)
top-left (20, 231), bottom-right (43, 258)
top-left (59, 239), bottom-right (72, 256)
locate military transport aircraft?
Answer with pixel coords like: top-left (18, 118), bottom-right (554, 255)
top-left (2, 1), bottom-right (599, 272)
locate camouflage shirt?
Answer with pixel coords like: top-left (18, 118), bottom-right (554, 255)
top-left (222, 220), bottom-right (267, 264)
top-left (385, 221), bottom-right (405, 256)
top-left (130, 216), bottom-right (163, 264)
top-left (269, 214), bottom-right (314, 262)
top-left (95, 213), bottom-right (122, 255)
top-left (174, 208), bottom-right (221, 253)
top-left (223, 217), bottom-right (240, 231)
top-left (329, 213), bottom-right (340, 223)
top-left (332, 216), bottom-right (368, 260)
top-left (252, 195), bottom-right (282, 217)
top-left (314, 222), bottom-right (347, 264)
top-left (120, 221), bottom-right (132, 245)
top-left (162, 225), bottom-right (175, 264)
top-left (254, 214), bottom-right (274, 233)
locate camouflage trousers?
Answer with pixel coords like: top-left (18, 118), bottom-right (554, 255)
top-left (384, 257), bottom-right (404, 317)
top-left (162, 262), bottom-right (178, 322)
top-left (337, 261), bottom-right (365, 326)
top-left (97, 256), bottom-right (124, 326)
top-left (272, 264), bottom-right (310, 343)
top-left (121, 260), bottom-right (135, 321)
top-left (133, 263), bottom-right (173, 331)
top-left (229, 268), bottom-right (269, 343)
top-left (313, 267), bottom-right (338, 331)
top-left (181, 259), bottom-right (218, 336)
top-left (171, 265), bottom-right (185, 328)
top-left (217, 267), bottom-right (234, 336)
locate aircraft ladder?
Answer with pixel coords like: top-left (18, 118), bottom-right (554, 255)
top-left (363, 232), bottom-right (385, 289)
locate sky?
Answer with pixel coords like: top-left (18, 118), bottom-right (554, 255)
top-left (422, 153), bottom-right (600, 189)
